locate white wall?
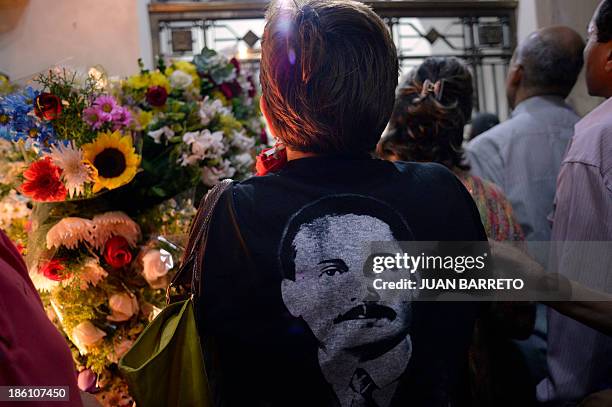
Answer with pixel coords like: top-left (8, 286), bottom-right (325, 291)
top-left (137, 0), bottom-right (153, 70)
top-left (0, 0), bottom-right (151, 83)
top-left (517, 0), bottom-right (538, 43)
top-left (517, 0), bottom-right (603, 116)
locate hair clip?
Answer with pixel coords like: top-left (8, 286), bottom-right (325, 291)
top-left (420, 79), bottom-right (444, 101)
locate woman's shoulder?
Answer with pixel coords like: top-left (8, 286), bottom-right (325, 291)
top-left (461, 173), bottom-right (525, 241)
top-left (392, 160), bottom-right (461, 189)
top-left (465, 173), bottom-right (505, 201)
top-left (232, 159), bottom-right (457, 193)
top-left (227, 159), bottom-right (468, 224)
top-left (459, 172), bottom-right (513, 213)
top-left (393, 160), bottom-right (454, 177)
top-left (229, 173), bottom-right (285, 208)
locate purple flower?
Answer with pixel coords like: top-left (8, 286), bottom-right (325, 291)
top-left (111, 107), bottom-right (133, 130)
top-left (84, 96), bottom-right (132, 131)
top-left (83, 106), bottom-right (104, 129)
top-left (93, 95), bottom-right (119, 121)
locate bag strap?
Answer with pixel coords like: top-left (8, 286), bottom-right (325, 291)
top-left (166, 179), bottom-right (233, 304)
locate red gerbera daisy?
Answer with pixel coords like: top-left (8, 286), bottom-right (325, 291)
top-left (21, 157), bottom-right (67, 202)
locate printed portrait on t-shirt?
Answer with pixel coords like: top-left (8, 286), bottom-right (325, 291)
top-left (279, 194), bottom-right (416, 407)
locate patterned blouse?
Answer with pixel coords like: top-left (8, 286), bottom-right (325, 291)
top-left (456, 171), bottom-right (524, 242)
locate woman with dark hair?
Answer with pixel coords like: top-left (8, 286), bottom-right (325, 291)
top-left (379, 57), bottom-right (534, 407)
top-left (379, 57), bottom-right (523, 242)
top-left (192, 3), bottom-right (488, 406)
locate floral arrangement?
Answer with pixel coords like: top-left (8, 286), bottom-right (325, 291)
top-left (119, 49), bottom-right (265, 201)
top-left (0, 139), bottom-right (30, 251)
top-left (0, 49), bottom-right (263, 406)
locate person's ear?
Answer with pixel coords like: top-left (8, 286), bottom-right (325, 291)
top-left (259, 96), bottom-right (268, 120)
top-left (605, 46), bottom-right (612, 73)
top-left (508, 63), bottom-right (524, 87)
top-left (281, 279), bottom-right (302, 317)
top-left (260, 97), bottom-right (277, 138)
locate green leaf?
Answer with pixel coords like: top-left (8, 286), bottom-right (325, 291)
top-left (151, 186), bottom-right (167, 197)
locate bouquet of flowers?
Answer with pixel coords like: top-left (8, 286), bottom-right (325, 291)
top-left (0, 139), bottom-right (30, 251)
top-left (119, 49), bottom-right (265, 202)
top-left (0, 49), bottom-right (263, 406)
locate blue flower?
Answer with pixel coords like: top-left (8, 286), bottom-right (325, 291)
top-left (0, 106), bottom-right (9, 125)
top-left (13, 116), bottom-right (55, 145)
top-left (36, 123), bottom-right (56, 147)
top-left (1, 88), bottom-right (36, 116)
top-left (22, 87), bottom-right (38, 101)
top-left (0, 125), bottom-right (10, 141)
top-left (0, 87), bottom-right (55, 146)
top-left (10, 114), bottom-right (34, 142)
top-left (0, 101), bottom-right (14, 141)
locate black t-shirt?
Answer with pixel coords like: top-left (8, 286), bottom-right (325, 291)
top-left (198, 156), bottom-right (487, 407)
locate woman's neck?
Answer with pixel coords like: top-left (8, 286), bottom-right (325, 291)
top-left (286, 148), bottom-right (320, 161)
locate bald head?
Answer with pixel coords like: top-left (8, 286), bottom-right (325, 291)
top-left (513, 26), bottom-right (585, 98)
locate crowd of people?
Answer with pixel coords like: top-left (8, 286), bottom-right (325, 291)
top-left (1, 0), bottom-right (611, 406)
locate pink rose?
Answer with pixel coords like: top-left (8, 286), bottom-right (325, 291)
top-left (79, 258), bottom-right (108, 290)
top-left (141, 249), bottom-right (171, 289)
top-left (107, 293), bottom-right (139, 322)
top-left (72, 321), bottom-right (106, 354)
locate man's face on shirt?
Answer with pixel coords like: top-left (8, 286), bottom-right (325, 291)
top-left (281, 214), bottom-right (411, 354)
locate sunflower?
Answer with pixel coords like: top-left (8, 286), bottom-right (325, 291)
top-left (82, 131), bottom-right (141, 193)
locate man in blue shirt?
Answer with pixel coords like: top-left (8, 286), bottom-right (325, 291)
top-left (466, 26), bottom-right (585, 257)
